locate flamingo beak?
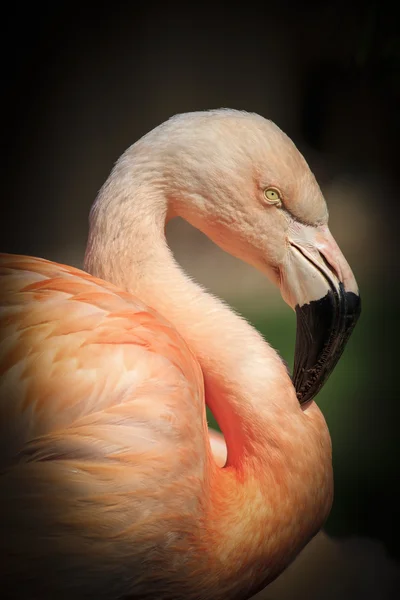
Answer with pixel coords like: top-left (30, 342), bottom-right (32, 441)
top-left (280, 223), bottom-right (361, 405)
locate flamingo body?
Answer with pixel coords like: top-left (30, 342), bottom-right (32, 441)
top-left (0, 254), bottom-right (215, 599)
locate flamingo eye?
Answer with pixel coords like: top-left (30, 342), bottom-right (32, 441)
top-left (264, 188), bottom-right (282, 206)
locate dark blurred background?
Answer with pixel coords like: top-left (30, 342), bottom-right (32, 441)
top-left (2, 1), bottom-right (399, 598)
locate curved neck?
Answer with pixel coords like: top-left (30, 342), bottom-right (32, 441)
top-left (84, 164), bottom-right (299, 469)
top-left (83, 163), bottom-right (333, 594)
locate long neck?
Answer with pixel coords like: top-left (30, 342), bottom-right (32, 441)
top-left (84, 164), bottom-right (299, 469)
top-left (84, 164), bottom-right (333, 594)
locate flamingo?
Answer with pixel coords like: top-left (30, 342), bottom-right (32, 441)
top-left (0, 109), bottom-right (360, 600)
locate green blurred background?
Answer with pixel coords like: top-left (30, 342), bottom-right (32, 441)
top-left (2, 0), bottom-right (399, 597)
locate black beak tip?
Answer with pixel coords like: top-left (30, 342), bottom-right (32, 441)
top-left (293, 287), bottom-right (361, 405)
top-left (345, 290), bottom-right (362, 324)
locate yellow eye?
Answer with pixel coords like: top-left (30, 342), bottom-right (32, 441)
top-left (264, 188), bottom-right (282, 204)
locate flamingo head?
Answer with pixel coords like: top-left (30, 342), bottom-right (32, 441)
top-left (138, 109), bottom-right (362, 404)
